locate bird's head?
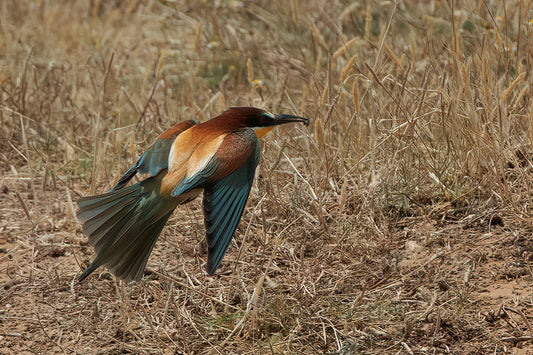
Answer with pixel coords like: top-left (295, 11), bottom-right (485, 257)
top-left (220, 107), bottom-right (309, 139)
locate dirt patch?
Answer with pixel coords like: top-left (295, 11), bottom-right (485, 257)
top-left (1, 175), bottom-right (532, 353)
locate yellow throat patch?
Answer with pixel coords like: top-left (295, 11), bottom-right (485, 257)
top-left (253, 126), bottom-right (275, 139)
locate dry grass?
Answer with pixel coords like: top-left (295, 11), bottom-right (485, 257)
top-left (1, 0), bottom-right (532, 353)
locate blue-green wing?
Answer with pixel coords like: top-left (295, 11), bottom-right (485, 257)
top-left (166, 127), bottom-right (260, 274)
top-left (111, 120), bottom-right (197, 191)
top-left (203, 143), bottom-right (260, 274)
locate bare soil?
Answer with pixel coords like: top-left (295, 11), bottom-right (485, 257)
top-left (1, 173), bottom-right (532, 354)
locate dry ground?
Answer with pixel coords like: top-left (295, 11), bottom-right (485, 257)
top-left (1, 0), bottom-right (533, 354)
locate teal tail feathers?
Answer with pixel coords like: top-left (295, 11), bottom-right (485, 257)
top-left (77, 177), bottom-right (177, 282)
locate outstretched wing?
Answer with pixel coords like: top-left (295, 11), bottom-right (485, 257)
top-left (111, 120), bottom-right (198, 191)
top-left (168, 128), bottom-right (260, 274)
top-left (202, 143), bottom-right (259, 273)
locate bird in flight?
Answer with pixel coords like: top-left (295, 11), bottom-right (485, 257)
top-left (77, 107), bottom-right (309, 282)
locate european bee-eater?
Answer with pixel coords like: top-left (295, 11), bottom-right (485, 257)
top-left (77, 107), bottom-right (309, 282)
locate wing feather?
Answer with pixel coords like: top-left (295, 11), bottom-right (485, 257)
top-left (165, 128), bottom-right (260, 274)
top-left (111, 120), bottom-right (197, 190)
top-left (202, 131), bottom-right (260, 274)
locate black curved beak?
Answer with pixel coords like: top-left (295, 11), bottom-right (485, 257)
top-left (273, 114), bottom-right (310, 126)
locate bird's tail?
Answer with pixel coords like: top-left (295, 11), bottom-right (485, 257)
top-left (77, 176), bottom-right (178, 282)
